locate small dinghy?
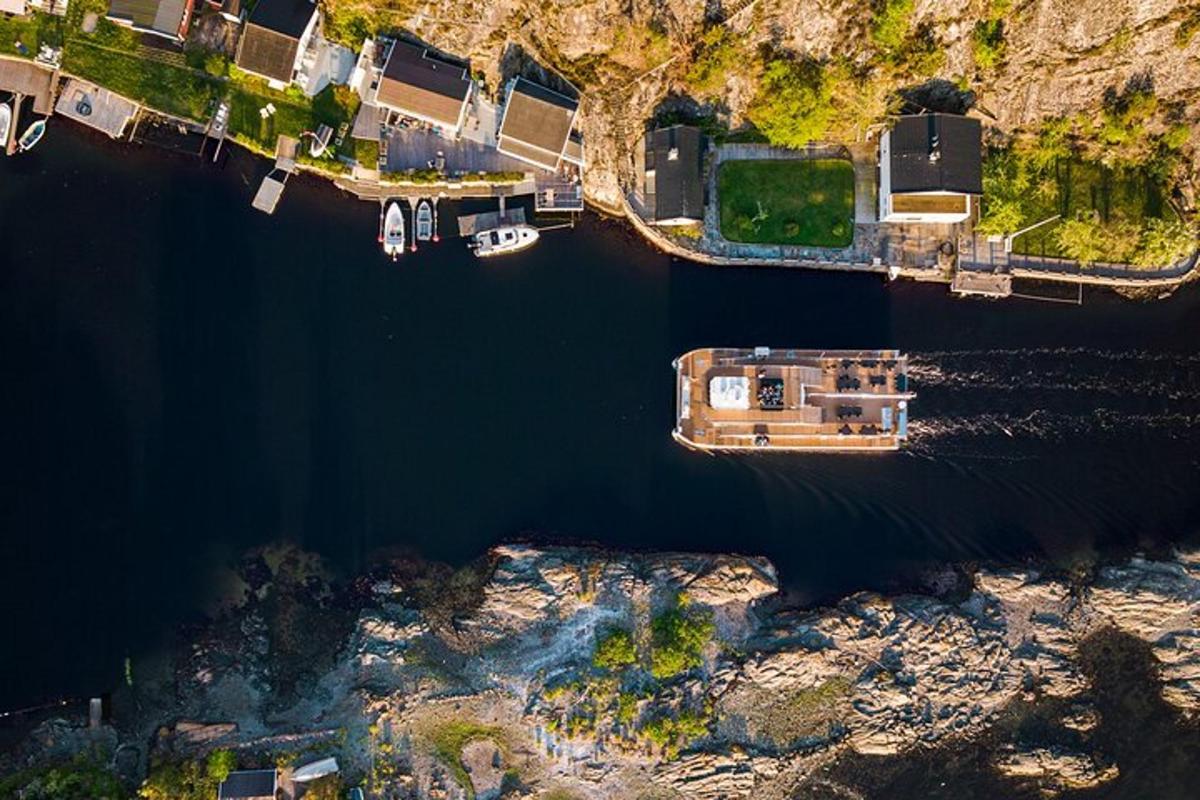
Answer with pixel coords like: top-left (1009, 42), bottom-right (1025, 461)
top-left (0, 103), bottom-right (11, 148)
top-left (471, 224), bottom-right (540, 258)
top-left (382, 201), bottom-right (405, 260)
top-left (415, 200), bottom-right (433, 242)
top-left (17, 118), bottom-right (45, 152)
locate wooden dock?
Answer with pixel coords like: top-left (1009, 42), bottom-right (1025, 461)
top-left (456, 208), bottom-right (526, 237)
top-left (951, 269), bottom-right (1013, 298)
top-left (252, 136), bottom-right (299, 215)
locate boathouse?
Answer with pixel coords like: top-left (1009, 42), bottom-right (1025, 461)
top-left (497, 77), bottom-right (583, 172)
top-left (105, 0), bottom-right (194, 43)
top-left (372, 40), bottom-right (473, 137)
top-left (636, 124), bottom-right (705, 226)
top-left (878, 113), bottom-right (982, 224)
top-left (217, 769), bottom-right (277, 800)
top-left (235, 0), bottom-right (320, 90)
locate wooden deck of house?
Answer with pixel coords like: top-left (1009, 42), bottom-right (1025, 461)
top-left (674, 348), bottom-right (914, 452)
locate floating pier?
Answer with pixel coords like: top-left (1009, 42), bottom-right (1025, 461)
top-left (456, 208), bottom-right (526, 238)
top-left (252, 135), bottom-right (298, 215)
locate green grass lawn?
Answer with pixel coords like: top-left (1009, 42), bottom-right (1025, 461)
top-left (1008, 159), bottom-right (1174, 257)
top-left (0, 10), bottom-right (64, 59)
top-left (718, 159), bottom-right (855, 247)
top-left (63, 39), bottom-right (222, 122)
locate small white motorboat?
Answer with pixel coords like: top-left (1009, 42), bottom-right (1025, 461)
top-left (416, 200), bottom-right (433, 241)
top-left (17, 118), bottom-right (45, 152)
top-left (382, 201), bottom-right (405, 260)
top-left (471, 224), bottom-right (540, 258)
top-left (0, 103), bottom-right (11, 149)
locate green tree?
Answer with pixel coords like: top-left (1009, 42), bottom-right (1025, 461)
top-left (746, 56), bottom-right (832, 148)
top-left (649, 596), bottom-right (715, 679)
top-left (205, 751), bottom-right (236, 784)
top-left (593, 628), bottom-right (637, 671)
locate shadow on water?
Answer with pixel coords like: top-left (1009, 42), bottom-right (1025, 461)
top-left (1, 125), bottom-right (1199, 707)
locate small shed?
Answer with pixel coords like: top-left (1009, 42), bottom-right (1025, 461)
top-left (637, 124), bottom-right (704, 226)
top-left (217, 769), bottom-right (277, 800)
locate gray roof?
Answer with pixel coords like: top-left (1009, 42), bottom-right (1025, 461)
top-left (218, 770), bottom-right (277, 800)
top-left (375, 41), bottom-right (471, 128)
top-left (237, 23), bottom-right (301, 82)
top-left (887, 114), bottom-right (982, 195)
top-left (106, 0), bottom-right (190, 38)
top-left (644, 125), bottom-right (704, 222)
top-left (498, 77), bottom-right (578, 169)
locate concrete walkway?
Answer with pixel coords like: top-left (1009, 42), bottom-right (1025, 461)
top-left (849, 142), bottom-right (878, 224)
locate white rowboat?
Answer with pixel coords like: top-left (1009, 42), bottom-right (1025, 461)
top-left (416, 200), bottom-right (433, 241)
top-left (17, 119), bottom-right (45, 152)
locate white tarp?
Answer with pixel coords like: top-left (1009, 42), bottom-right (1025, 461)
top-left (708, 376), bottom-right (750, 410)
top-left (292, 757), bottom-right (339, 783)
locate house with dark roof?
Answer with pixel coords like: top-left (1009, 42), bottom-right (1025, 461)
top-left (105, 0), bottom-right (194, 43)
top-left (217, 769), bottom-right (277, 800)
top-left (497, 77), bottom-right (583, 172)
top-left (372, 40), bottom-right (473, 136)
top-left (234, 0), bottom-right (320, 89)
top-left (878, 113), bottom-right (982, 224)
top-left (636, 125), bottom-right (705, 226)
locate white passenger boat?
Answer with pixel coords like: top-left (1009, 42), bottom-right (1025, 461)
top-left (382, 201), bottom-right (405, 260)
top-left (0, 103), bottom-right (11, 148)
top-left (416, 200), bottom-right (433, 241)
top-left (17, 119), bottom-right (45, 152)
top-left (471, 224), bottom-right (540, 258)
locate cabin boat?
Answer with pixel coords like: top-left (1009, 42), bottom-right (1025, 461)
top-left (471, 224), bottom-right (539, 258)
top-left (382, 201), bottom-right (405, 260)
top-left (0, 103), bottom-right (11, 149)
top-left (17, 119), bottom-right (45, 152)
top-left (673, 348), bottom-right (915, 452)
top-left (416, 200), bottom-right (433, 241)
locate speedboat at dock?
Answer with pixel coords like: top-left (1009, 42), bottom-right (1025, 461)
top-left (17, 119), bottom-right (45, 152)
top-left (470, 224), bottom-right (539, 258)
top-left (382, 201), bottom-right (405, 260)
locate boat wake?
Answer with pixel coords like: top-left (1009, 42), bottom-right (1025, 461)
top-left (906, 348), bottom-right (1200, 457)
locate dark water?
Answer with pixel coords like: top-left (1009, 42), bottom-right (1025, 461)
top-left (2, 126), bottom-right (1199, 710)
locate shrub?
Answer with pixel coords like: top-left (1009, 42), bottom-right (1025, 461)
top-left (686, 26), bottom-right (744, 97)
top-left (593, 628), bottom-right (637, 671)
top-left (649, 596), bottom-right (714, 679)
top-left (870, 0), bottom-right (914, 54)
top-left (746, 56), bottom-right (832, 148)
top-left (641, 709), bottom-right (710, 758)
top-left (204, 751), bottom-right (236, 785)
top-left (972, 18), bottom-right (1006, 71)
top-left (1132, 218), bottom-right (1198, 267)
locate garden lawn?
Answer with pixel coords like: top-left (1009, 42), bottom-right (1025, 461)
top-left (227, 79), bottom-right (359, 153)
top-left (62, 40), bottom-right (221, 122)
top-left (0, 11), bottom-right (64, 59)
top-left (718, 159), bottom-right (854, 247)
top-left (1007, 158), bottom-right (1175, 258)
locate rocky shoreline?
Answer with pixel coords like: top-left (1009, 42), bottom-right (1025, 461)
top-left (6, 544), bottom-right (1200, 798)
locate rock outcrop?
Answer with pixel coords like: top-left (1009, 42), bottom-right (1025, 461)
top-left (14, 546), bottom-right (1200, 799)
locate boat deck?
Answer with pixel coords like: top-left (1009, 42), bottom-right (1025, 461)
top-left (674, 348), bottom-right (914, 452)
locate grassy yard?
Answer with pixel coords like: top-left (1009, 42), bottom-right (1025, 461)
top-left (0, 10), bottom-right (64, 59)
top-left (63, 39), bottom-right (222, 122)
top-left (718, 159), bottom-right (854, 247)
